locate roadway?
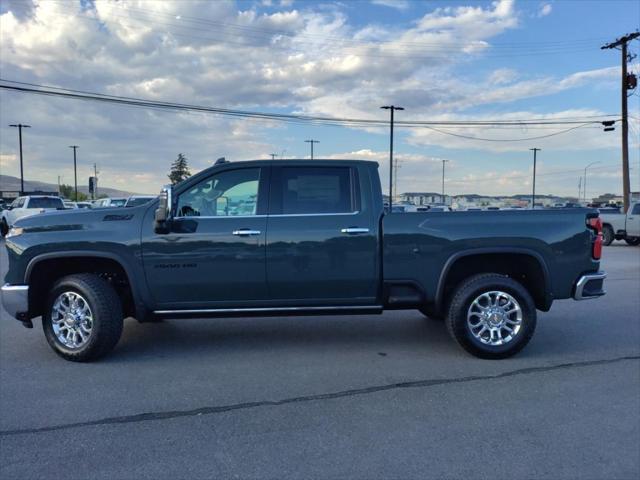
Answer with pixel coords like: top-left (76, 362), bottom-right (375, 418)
top-left (1, 242), bottom-right (639, 479)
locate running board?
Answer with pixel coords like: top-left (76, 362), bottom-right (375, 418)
top-left (153, 305), bottom-right (384, 318)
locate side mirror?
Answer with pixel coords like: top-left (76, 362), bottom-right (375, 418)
top-left (154, 186), bottom-right (173, 234)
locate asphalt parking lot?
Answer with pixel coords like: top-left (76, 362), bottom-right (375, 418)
top-left (0, 242), bottom-right (639, 480)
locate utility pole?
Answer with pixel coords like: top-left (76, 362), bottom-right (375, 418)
top-left (578, 177), bottom-right (582, 202)
top-left (93, 163), bottom-right (99, 200)
top-left (583, 161), bottom-right (601, 204)
top-left (69, 146), bottom-right (79, 201)
top-left (602, 31), bottom-right (640, 213)
top-left (9, 123), bottom-right (31, 194)
top-left (269, 153), bottom-right (278, 160)
top-left (393, 158), bottom-right (402, 202)
top-left (530, 148), bottom-right (541, 209)
top-left (441, 159), bottom-right (449, 204)
top-left (304, 139), bottom-right (319, 160)
top-left (380, 105), bottom-right (404, 211)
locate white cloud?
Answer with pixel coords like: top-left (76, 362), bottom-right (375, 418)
top-left (371, 0), bottom-right (410, 10)
top-left (0, 0), bottom-right (635, 198)
top-left (538, 3), bottom-right (553, 17)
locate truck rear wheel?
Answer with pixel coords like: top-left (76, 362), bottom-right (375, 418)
top-left (446, 274), bottom-right (536, 359)
top-left (602, 225), bottom-right (614, 246)
top-left (625, 237), bottom-right (640, 246)
top-left (42, 274), bottom-right (123, 362)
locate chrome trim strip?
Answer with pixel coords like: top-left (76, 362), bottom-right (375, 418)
top-left (174, 214), bottom-right (267, 219)
top-left (269, 211), bottom-right (360, 217)
top-left (1, 284), bottom-right (29, 319)
top-left (154, 305), bottom-right (382, 315)
top-left (573, 272), bottom-right (607, 300)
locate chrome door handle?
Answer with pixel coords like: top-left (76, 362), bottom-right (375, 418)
top-left (341, 227), bottom-right (370, 234)
top-left (232, 229), bottom-right (262, 236)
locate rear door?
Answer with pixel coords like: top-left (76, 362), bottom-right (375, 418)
top-left (266, 164), bottom-right (379, 305)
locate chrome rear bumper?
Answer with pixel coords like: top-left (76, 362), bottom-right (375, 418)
top-left (573, 272), bottom-right (606, 300)
top-left (1, 284), bottom-right (29, 320)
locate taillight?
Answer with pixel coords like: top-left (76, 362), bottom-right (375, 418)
top-left (588, 217), bottom-right (602, 234)
top-left (587, 216), bottom-right (603, 260)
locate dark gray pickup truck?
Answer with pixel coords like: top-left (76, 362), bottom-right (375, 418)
top-left (1, 159), bottom-right (606, 361)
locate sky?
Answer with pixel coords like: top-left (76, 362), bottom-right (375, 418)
top-left (0, 0), bottom-right (639, 198)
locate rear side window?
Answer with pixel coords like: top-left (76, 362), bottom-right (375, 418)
top-left (28, 197), bottom-right (63, 209)
top-left (279, 167), bottom-right (354, 214)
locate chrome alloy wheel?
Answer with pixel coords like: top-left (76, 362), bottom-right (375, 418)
top-left (466, 290), bottom-right (522, 346)
top-left (51, 291), bottom-right (94, 349)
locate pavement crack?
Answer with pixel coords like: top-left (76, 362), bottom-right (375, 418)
top-left (2, 355), bottom-right (638, 437)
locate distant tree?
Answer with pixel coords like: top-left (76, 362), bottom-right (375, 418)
top-left (168, 153), bottom-right (191, 185)
top-left (59, 184), bottom-right (88, 201)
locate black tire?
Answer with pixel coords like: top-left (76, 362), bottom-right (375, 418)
top-left (419, 306), bottom-right (443, 321)
top-left (602, 225), bottom-right (614, 246)
top-left (624, 237), bottom-right (640, 246)
top-left (446, 274), bottom-right (537, 359)
top-left (42, 274), bottom-right (123, 362)
top-left (0, 219), bottom-right (8, 237)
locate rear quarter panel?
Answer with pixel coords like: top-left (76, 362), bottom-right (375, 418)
top-left (382, 209), bottom-right (600, 304)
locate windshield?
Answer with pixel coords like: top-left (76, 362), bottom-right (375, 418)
top-left (126, 197), bottom-right (154, 207)
top-left (29, 197), bottom-right (64, 209)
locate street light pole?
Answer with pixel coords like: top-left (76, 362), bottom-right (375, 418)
top-left (380, 105), bottom-right (404, 211)
top-left (9, 123), bottom-right (31, 194)
top-left (69, 146), bottom-right (79, 201)
top-left (441, 159), bottom-right (449, 204)
top-left (304, 139), bottom-right (319, 160)
top-left (583, 161), bottom-right (601, 204)
top-left (530, 148), bottom-right (541, 209)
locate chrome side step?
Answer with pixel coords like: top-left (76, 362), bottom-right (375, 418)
top-left (154, 305), bottom-right (383, 316)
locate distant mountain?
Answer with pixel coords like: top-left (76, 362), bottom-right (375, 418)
top-left (0, 175), bottom-right (138, 198)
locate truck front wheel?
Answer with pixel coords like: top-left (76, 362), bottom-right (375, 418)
top-left (446, 274), bottom-right (536, 359)
top-left (42, 274), bottom-right (124, 362)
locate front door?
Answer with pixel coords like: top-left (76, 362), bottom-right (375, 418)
top-left (265, 164), bottom-right (379, 305)
top-left (141, 166), bottom-right (269, 309)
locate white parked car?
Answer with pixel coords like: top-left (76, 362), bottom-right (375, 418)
top-left (93, 197), bottom-right (127, 208)
top-left (124, 195), bottom-right (156, 207)
top-left (1, 195), bottom-right (65, 236)
top-left (600, 201), bottom-right (640, 246)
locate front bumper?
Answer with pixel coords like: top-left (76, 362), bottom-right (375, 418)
top-left (1, 284), bottom-right (29, 320)
top-left (573, 272), bottom-right (606, 300)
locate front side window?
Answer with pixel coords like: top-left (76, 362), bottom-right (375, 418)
top-left (280, 167), bottom-right (353, 214)
top-left (176, 168), bottom-right (260, 217)
top-left (632, 203), bottom-right (640, 215)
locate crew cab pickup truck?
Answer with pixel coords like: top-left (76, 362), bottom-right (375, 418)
top-left (600, 201), bottom-right (640, 246)
top-left (0, 195), bottom-right (65, 236)
top-left (1, 160), bottom-right (606, 362)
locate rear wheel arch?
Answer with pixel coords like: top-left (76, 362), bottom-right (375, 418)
top-left (25, 252), bottom-right (142, 320)
top-left (435, 249), bottom-right (551, 314)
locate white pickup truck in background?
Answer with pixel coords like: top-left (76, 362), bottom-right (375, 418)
top-left (0, 195), bottom-right (65, 236)
top-left (600, 201), bottom-right (640, 246)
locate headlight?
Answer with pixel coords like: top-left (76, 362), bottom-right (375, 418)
top-left (6, 227), bottom-right (24, 238)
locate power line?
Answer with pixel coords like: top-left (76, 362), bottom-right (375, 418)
top-left (0, 80), bottom-right (616, 131)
